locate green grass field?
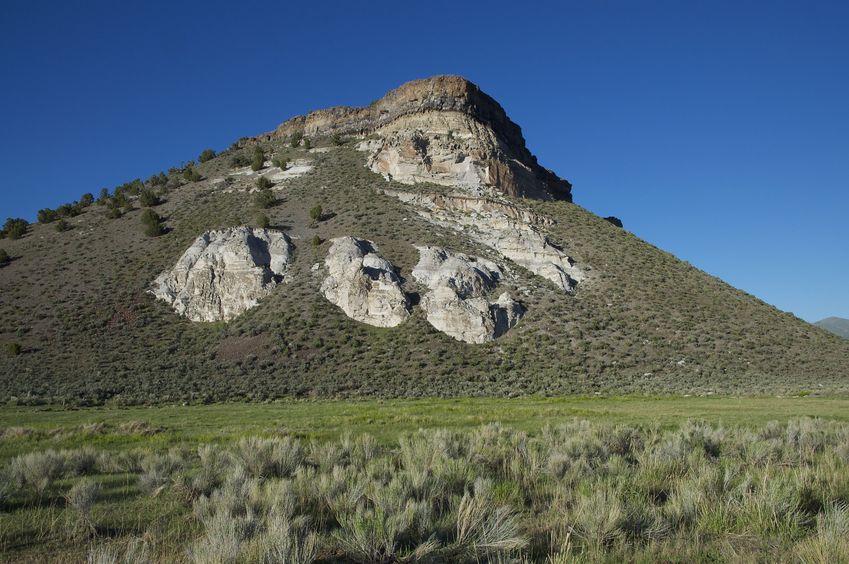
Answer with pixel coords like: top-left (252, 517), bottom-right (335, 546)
top-left (2, 395), bottom-right (848, 461)
top-left (2, 396), bottom-right (849, 563)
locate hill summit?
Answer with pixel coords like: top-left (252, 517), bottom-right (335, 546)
top-left (1, 75), bottom-right (847, 404)
top-left (258, 75), bottom-right (572, 201)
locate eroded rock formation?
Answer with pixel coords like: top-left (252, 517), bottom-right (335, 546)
top-left (321, 237), bottom-right (409, 327)
top-left (390, 190), bottom-right (584, 292)
top-left (258, 75), bottom-right (571, 201)
top-left (150, 227), bottom-right (292, 322)
top-left (412, 246), bottom-right (524, 343)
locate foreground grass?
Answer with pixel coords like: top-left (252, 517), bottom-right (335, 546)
top-left (1, 397), bottom-right (849, 562)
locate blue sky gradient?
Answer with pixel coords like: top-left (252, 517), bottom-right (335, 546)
top-left (1, 1), bottom-right (846, 321)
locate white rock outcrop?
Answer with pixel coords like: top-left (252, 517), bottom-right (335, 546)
top-left (321, 237), bottom-right (409, 327)
top-left (150, 227), bottom-right (292, 322)
top-left (389, 190), bottom-right (584, 292)
top-left (412, 246), bottom-right (524, 343)
top-left (360, 113), bottom-right (499, 195)
top-left (485, 225), bottom-right (583, 292)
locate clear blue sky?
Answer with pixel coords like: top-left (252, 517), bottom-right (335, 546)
top-left (1, 1), bottom-right (847, 322)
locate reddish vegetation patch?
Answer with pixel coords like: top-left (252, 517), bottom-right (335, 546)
top-left (107, 295), bottom-right (146, 330)
top-left (216, 334), bottom-right (275, 362)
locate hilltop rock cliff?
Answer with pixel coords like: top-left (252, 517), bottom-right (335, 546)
top-left (259, 76), bottom-right (571, 201)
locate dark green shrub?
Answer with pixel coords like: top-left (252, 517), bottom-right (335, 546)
top-left (105, 207), bottom-right (122, 220)
top-left (5, 342), bottom-right (21, 356)
top-left (148, 172), bottom-right (167, 186)
top-left (0, 248), bottom-right (9, 266)
top-left (198, 149), bottom-right (216, 163)
top-left (256, 214), bottom-right (270, 229)
top-left (140, 209), bottom-right (161, 226)
top-left (183, 166), bottom-right (202, 182)
top-left (114, 178), bottom-right (143, 197)
top-left (256, 176), bottom-right (273, 190)
top-left (140, 209), bottom-right (165, 236)
top-left (311, 234), bottom-right (322, 247)
top-left (79, 193), bottom-right (94, 207)
top-left (272, 157), bottom-right (287, 169)
top-left (2, 218), bottom-right (28, 240)
top-left (57, 203), bottom-right (81, 218)
top-left (97, 188), bottom-right (110, 205)
top-left (290, 132), bottom-right (303, 148)
top-left (139, 189), bottom-right (161, 207)
top-left (112, 192), bottom-right (129, 209)
top-left (331, 132), bottom-right (345, 146)
top-left (38, 209), bottom-right (59, 224)
top-left (230, 154), bottom-right (250, 168)
top-left (303, 138), bottom-right (311, 150)
top-left (251, 147), bottom-right (266, 172)
top-left (309, 205), bottom-right (323, 223)
top-left (254, 188), bottom-right (275, 209)
top-left (54, 219), bottom-right (70, 232)
top-left (143, 222), bottom-right (165, 237)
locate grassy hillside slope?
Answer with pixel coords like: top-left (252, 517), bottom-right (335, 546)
top-left (1, 138), bottom-right (847, 404)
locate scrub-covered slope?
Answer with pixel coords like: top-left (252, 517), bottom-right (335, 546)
top-left (1, 76), bottom-right (847, 404)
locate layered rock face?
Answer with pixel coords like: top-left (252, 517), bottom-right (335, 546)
top-left (261, 75), bottom-right (571, 201)
top-left (150, 227), bottom-right (292, 322)
top-left (390, 190), bottom-right (585, 292)
top-left (412, 246), bottom-right (524, 343)
top-left (321, 237), bottom-right (409, 327)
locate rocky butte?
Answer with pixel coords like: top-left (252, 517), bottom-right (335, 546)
top-left (255, 75), bottom-right (572, 201)
top-left (3, 75), bottom-right (849, 401)
top-left (151, 75), bottom-right (586, 342)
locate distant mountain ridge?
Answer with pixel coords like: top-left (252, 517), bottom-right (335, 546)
top-left (815, 317), bottom-right (849, 338)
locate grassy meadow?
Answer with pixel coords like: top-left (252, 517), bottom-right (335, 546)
top-left (1, 396), bottom-right (849, 562)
